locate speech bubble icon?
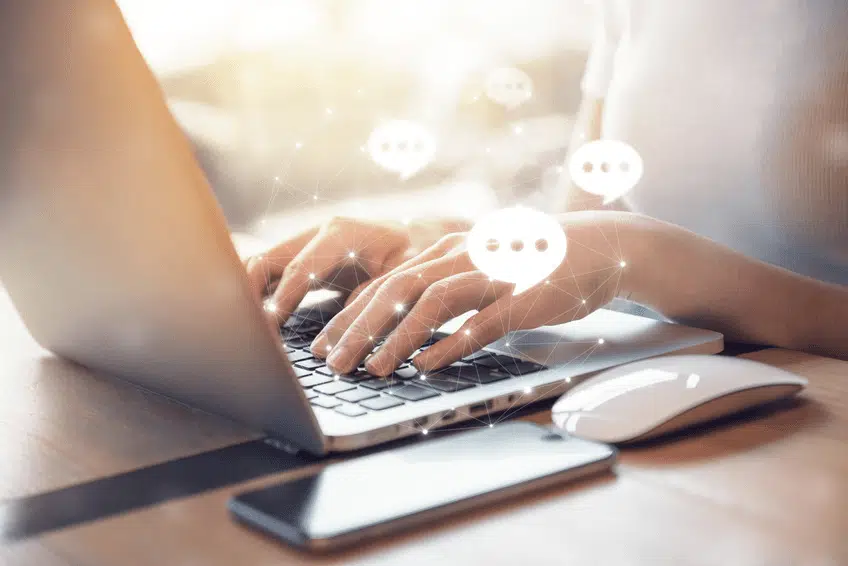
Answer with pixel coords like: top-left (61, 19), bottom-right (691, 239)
top-left (366, 120), bottom-right (436, 181)
top-left (485, 67), bottom-right (533, 110)
top-left (568, 140), bottom-right (644, 204)
top-left (467, 207), bottom-right (567, 296)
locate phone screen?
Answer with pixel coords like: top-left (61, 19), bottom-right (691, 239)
top-left (229, 422), bottom-right (615, 550)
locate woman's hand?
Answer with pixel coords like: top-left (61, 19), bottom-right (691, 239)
top-left (244, 217), bottom-right (470, 323)
top-left (311, 210), bottom-right (651, 376)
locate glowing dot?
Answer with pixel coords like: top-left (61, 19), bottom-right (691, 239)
top-left (417, 273), bottom-right (422, 278)
top-left (473, 95), bottom-right (479, 101)
top-left (489, 277), bottom-right (494, 282)
top-left (395, 303), bottom-right (404, 312)
top-left (313, 195), bottom-right (318, 200)
top-left (582, 299), bottom-right (587, 304)
top-left (523, 386), bottom-right (532, 394)
top-left (545, 279), bottom-right (550, 284)
top-left (464, 329), bottom-right (471, 336)
top-left (333, 375), bottom-right (340, 381)
top-left (308, 273), bottom-right (316, 280)
top-left (565, 376), bottom-right (572, 383)
top-left (485, 147), bottom-right (491, 153)
top-left (356, 89), bottom-right (363, 95)
top-left (368, 336), bottom-right (374, 341)
top-left (489, 423), bottom-right (494, 428)
top-left (598, 338), bottom-right (605, 344)
top-left (274, 176), bottom-right (280, 181)
top-left (505, 342), bottom-right (510, 347)
top-left (514, 126), bottom-right (523, 134)
top-left (401, 217), bottom-right (410, 225)
top-left (295, 142), bottom-right (302, 149)
top-left (359, 145), bottom-right (366, 152)
top-left (259, 219), bottom-right (266, 225)
top-left (264, 302), bottom-right (277, 313)
top-left (348, 251), bottom-right (356, 259)
top-left (326, 344), bottom-right (332, 351)
top-left (422, 428), bottom-right (429, 435)
top-left (430, 328), bottom-right (436, 333)
top-left (325, 108), bottom-right (333, 115)
top-left (420, 374), bottom-right (427, 381)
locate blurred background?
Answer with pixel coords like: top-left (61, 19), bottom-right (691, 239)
top-left (117, 0), bottom-right (596, 242)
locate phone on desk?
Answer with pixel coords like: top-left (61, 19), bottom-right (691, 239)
top-left (228, 422), bottom-right (616, 552)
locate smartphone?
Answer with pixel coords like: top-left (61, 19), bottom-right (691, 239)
top-left (228, 422), bottom-right (616, 551)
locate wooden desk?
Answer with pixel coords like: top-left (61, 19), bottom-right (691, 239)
top-left (1, 287), bottom-right (846, 566)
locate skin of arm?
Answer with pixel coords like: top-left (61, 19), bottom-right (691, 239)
top-left (561, 94), bottom-right (848, 359)
top-left (617, 213), bottom-right (848, 360)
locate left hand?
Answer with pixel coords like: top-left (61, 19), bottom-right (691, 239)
top-left (311, 210), bottom-right (647, 376)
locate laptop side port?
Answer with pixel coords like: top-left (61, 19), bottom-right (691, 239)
top-left (469, 402), bottom-right (487, 413)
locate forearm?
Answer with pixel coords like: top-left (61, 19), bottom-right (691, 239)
top-left (629, 217), bottom-right (848, 359)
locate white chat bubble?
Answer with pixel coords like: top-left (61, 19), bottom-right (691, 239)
top-left (485, 67), bottom-right (533, 110)
top-left (568, 140), bottom-right (644, 204)
top-left (467, 207), bottom-right (566, 296)
top-left (366, 120), bottom-right (436, 180)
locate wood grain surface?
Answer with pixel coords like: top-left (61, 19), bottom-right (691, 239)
top-left (1, 287), bottom-right (845, 566)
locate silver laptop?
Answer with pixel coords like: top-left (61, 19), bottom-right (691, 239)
top-left (0, 135), bottom-right (722, 459)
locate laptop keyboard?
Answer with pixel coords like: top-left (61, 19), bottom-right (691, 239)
top-left (281, 314), bottom-right (546, 418)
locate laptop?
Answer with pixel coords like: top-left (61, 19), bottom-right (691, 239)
top-left (0, 125), bottom-right (722, 459)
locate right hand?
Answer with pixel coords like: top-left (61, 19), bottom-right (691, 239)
top-left (244, 217), bottom-right (449, 323)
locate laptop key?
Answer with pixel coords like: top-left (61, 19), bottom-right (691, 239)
top-left (336, 387), bottom-right (379, 403)
top-left (295, 358), bottom-right (326, 370)
top-left (334, 404), bottom-right (367, 417)
top-left (462, 350), bottom-right (495, 363)
top-left (315, 366), bottom-right (338, 376)
top-left (441, 365), bottom-right (511, 384)
top-left (437, 364), bottom-right (485, 381)
top-left (293, 366), bottom-right (314, 379)
top-left (313, 381), bottom-right (356, 396)
top-left (299, 374), bottom-right (332, 388)
top-left (285, 337), bottom-right (312, 349)
top-left (419, 375), bottom-right (475, 393)
top-left (304, 389), bottom-right (318, 400)
top-left (360, 395), bottom-right (404, 411)
top-left (385, 384), bottom-right (440, 401)
top-left (340, 370), bottom-right (374, 383)
top-left (361, 378), bottom-right (395, 391)
top-left (287, 350), bottom-right (315, 363)
top-left (502, 360), bottom-right (546, 376)
top-left (310, 395), bottom-right (342, 409)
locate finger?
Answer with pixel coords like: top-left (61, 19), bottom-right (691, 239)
top-left (245, 228), bottom-right (318, 299)
top-left (413, 289), bottom-right (543, 372)
top-left (267, 231), bottom-right (350, 322)
top-left (311, 233), bottom-right (466, 356)
top-left (323, 250), bottom-right (476, 374)
top-left (366, 272), bottom-right (511, 376)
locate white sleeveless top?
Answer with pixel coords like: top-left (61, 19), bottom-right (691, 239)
top-left (582, 0), bottom-right (848, 285)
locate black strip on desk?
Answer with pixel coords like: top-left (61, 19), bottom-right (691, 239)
top-left (0, 439), bottom-right (315, 542)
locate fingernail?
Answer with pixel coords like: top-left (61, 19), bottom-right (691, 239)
top-left (326, 347), bottom-right (348, 372)
top-left (311, 333), bottom-right (328, 357)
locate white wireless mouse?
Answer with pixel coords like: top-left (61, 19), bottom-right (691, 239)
top-left (551, 355), bottom-right (807, 444)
